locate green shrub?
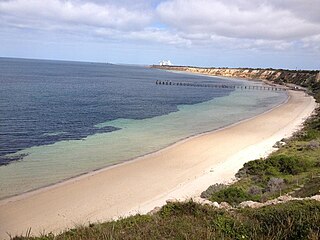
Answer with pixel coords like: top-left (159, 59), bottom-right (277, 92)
top-left (242, 200), bottom-right (320, 239)
top-left (13, 201), bottom-right (320, 240)
top-left (266, 177), bottom-right (285, 193)
top-left (247, 185), bottom-right (262, 195)
top-left (293, 177), bottom-right (320, 197)
top-left (200, 183), bottom-right (227, 199)
top-left (241, 158), bottom-right (265, 176)
top-left (240, 155), bottom-right (311, 178)
top-left (160, 200), bottom-right (203, 218)
top-left (209, 187), bottom-right (251, 206)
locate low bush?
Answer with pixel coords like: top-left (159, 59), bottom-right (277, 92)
top-left (247, 185), bottom-right (262, 195)
top-left (293, 177), bottom-right (320, 198)
top-left (266, 177), bottom-right (285, 193)
top-left (242, 200), bottom-right (320, 239)
top-left (209, 187), bottom-right (253, 206)
top-left (200, 183), bottom-right (227, 198)
top-left (240, 154), bottom-right (311, 178)
top-left (13, 200), bottom-right (320, 240)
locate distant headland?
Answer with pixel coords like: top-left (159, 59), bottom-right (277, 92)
top-left (151, 65), bottom-right (320, 90)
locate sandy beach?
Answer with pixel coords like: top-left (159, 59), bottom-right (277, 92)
top-left (0, 90), bottom-right (317, 239)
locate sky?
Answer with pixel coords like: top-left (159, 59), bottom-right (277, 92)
top-left (0, 0), bottom-right (319, 69)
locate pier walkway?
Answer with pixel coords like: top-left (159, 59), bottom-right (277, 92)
top-left (155, 80), bottom-right (286, 91)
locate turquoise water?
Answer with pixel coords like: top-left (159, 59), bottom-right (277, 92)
top-left (0, 86), bottom-right (287, 199)
top-left (1, 58), bottom-right (235, 166)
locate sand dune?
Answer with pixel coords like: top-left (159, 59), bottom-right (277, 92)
top-left (0, 90), bottom-right (316, 239)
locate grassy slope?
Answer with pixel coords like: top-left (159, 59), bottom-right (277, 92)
top-left (200, 77), bottom-right (320, 207)
top-left (13, 201), bottom-right (320, 240)
top-left (12, 72), bottom-right (320, 240)
top-left (201, 97), bottom-right (320, 206)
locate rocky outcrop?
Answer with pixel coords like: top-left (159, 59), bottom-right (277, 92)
top-left (147, 194), bottom-right (320, 215)
top-left (197, 194), bottom-right (320, 209)
top-left (152, 65), bottom-right (319, 88)
top-left (239, 194), bottom-right (320, 209)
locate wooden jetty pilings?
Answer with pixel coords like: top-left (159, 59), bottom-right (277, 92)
top-left (155, 80), bottom-right (286, 91)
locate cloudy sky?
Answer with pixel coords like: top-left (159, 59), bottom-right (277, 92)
top-left (0, 0), bottom-right (319, 69)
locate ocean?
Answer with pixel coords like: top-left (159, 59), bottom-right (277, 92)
top-left (0, 58), bottom-right (287, 199)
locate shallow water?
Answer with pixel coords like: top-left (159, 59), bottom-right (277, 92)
top-left (0, 58), bottom-right (235, 165)
top-left (0, 58), bottom-right (287, 199)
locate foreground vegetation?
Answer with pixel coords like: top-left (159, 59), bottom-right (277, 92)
top-left (12, 74), bottom-right (320, 240)
top-left (12, 200), bottom-right (320, 240)
top-left (201, 77), bottom-right (320, 207)
top-left (201, 96), bottom-right (320, 206)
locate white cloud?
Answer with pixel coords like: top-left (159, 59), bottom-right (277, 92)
top-left (157, 0), bottom-right (320, 41)
top-left (0, 0), bottom-right (151, 30)
top-left (271, 0), bottom-right (320, 24)
top-left (94, 27), bottom-right (191, 46)
top-left (0, 0), bottom-right (319, 53)
top-left (302, 34), bottom-right (320, 51)
top-left (125, 28), bottom-right (191, 46)
top-left (0, 0), bottom-right (189, 48)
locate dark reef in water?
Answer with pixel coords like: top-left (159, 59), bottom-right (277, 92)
top-left (0, 126), bottom-right (119, 166)
top-left (0, 58), bottom-right (236, 166)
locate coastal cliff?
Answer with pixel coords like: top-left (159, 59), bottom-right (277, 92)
top-left (152, 65), bottom-right (320, 89)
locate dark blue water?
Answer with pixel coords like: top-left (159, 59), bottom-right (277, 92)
top-left (0, 58), bottom-right (240, 165)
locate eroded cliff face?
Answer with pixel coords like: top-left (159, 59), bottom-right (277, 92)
top-left (152, 66), bottom-right (320, 88)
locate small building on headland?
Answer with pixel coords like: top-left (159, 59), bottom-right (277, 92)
top-left (159, 60), bottom-right (172, 66)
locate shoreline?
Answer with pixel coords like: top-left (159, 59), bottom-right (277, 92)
top-left (0, 90), bottom-right (317, 239)
top-left (0, 89), bottom-right (288, 204)
top-left (0, 83), bottom-right (286, 203)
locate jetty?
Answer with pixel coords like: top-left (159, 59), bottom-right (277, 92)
top-left (155, 80), bottom-right (286, 91)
